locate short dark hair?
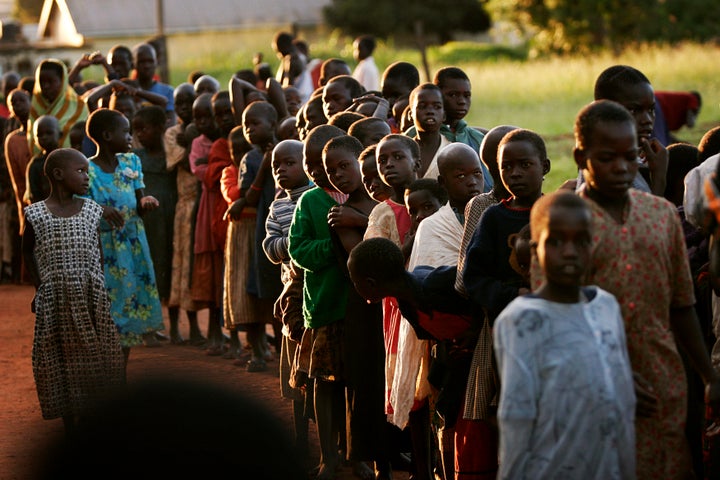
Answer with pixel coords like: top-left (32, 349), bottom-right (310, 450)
top-left (433, 67), bottom-right (470, 89)
top-left (327, 111), bottom-right (364, 132)
top-left (326, 75), bottom-right (365, 100)
top-left (323, 134), bottom-right (364, 160)
top-left (530, 190), bottom-right (591, 243)
top-left (133, 105), bottom-right (166, 127)
top-left (242, 100), bottom-right (277, 124)
top-left (356, 35), bottom-right (376, 53)
top-left (348, 237), bottom-right (405, 281)
top-left (378, 134), bottom-right (420, 161)
top-left (594, 65), bottom-right (651, 101)
top-left (409, 83), bottom-right (442, 106)
top-left (499, 129), bottom-right (547, 162)
top-left (698, 126), bottom-right (720, 163)
top-left (405, 178), bottom-right (448, 205)
top-left (348, 117), bottom-right (391, 143)
top-left (574, 100), bottom-right (635, 151)
top-left (304, 124), bottom-right (346, 156)
top-left (44, 147), bottom-right (84, 178)
top-left (382, 62), bottom-right (420, 89)
top-left (86, 108), bottom-right (125, 143)
top-left (358, 144), bottom-right (377, 163)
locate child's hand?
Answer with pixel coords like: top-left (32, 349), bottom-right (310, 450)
top-left (102, 205), bottom-right (125, 229)
top-left (327, 206), bottom-right (368, 228)
top-left (140, 196), bottom-right (159, 212)
top-left (224, 198), bottom-right (246, 221)
top-left (633, 371), bottom-right (659, 418)
top-left (641, 138), bottom-right (668, 184)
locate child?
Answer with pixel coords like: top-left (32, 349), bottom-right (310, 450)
top-left (303, 95), bottom-right (327, 137)
top-left (132, 105), bottom-right (177, 346)
top-left (380, 62), bottom-right (420, 131)
top-left (4, 88), bottom-right (31, 231)
top-left (22, 148), bottom-right (125, 435)
top-left (570, 99), bottom-right (720, 478)
top-left (495, 190), bottom-right (636, 478)
top-left (131, 43), bottom-right (175, 126)
top-left (318, 58), bottom-right (353, 88)
top-left (164, 83), bottom-right (204, 345)
top-left (408, 83), bottom-right (450, 179)
top-left (327, 111), bottom-right (364, 133)
top-left (283, 86), bottom-right (302, 117)
top-left (463, 128), bottom-right (550, 321)
top-left (24, 115), bottom-right (58, 205)
top-left (322, 75), bottom-right (364, 120)
top-left (404, 178), bottom-right (447, 232)
top-left (85, 108), bottom-right (164, 363)
top-left (352, 35), bottom-right (380, 92)
top-left (348, 117), bottom-right (391, 148)
top-left (262, 139), bottom-right (313, 464)
top-left (359, 144), bottom-right (394, 203)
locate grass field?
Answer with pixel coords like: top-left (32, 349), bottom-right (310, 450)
top-left (172, 40), bottom-right (720, 191)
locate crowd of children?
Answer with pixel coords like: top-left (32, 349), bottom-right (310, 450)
top-left (3, 29), bottom-right (720, 480)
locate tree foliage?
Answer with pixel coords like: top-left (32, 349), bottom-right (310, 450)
top-left (323, 0), bottom-right (491, 45)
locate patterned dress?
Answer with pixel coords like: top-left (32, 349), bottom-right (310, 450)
top-left (87, 152), bottom-right (165, 347)
top-left (25, 199), bottom-right (125, 420)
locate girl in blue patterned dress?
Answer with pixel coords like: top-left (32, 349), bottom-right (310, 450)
top-left (85, 108), bottom-right (164, 362)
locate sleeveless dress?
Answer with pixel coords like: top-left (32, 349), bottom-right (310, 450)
top-left (25, 199), bottom-right (125, 420)
top-left (87, 152), bottom-right (165, 346)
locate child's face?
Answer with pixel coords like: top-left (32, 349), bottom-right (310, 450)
top-left (382, 77), bottom-right (410, 111)
top-left (441, 78), bottom-right (471, 122)
top-left (175, 91), bottom-right (196, 125)
top-left (322, 81), bottom-right (353, 119)
top-left (230, 135), bottom-right (250, 166)
top-left (8, 92), bottom-right (30, 120)
top-left (59, 151), bottom-right (91, 196)
top-left (499, 140), bottom-right (546, 203)
top-left (284, 89), bottom-right (301, 117)
top-left (272, 146), bottom-right (307, 191)
top-left (109, 51), bottom-right (132, 79)
top-left (132, 118), bottom-right (163, 149)
top-left (134, 47), bottom-right (157, 82)
top-left (242, 108), bottom-right (274, 146)
top-left (439, 155), bottom-right (483, 208)
top-left (38, 68), bottom-right (62, 103)
top-left (278, 118), bottom-right (299, 141)
top-left (111, 95), bottom-right (136, 125)
top-left (412, 89), bottom-right (444, 133)
top-left (575, 120), bottom-right (639, 201)
top-left (535, 206), bottom-right (592, 289)
top-left (323, 148), bottom-right (362, 195)
top-left (35, 119), bottom-right (60, 153)
top-left (361, 155), bottom-right (393, 202)
top-left (213, 98), bottom-right (235, 136)
top-left (304, 101), bottom-right (327, 133)
top-left (405, 189), bottom-right (442, 228)
top-left (376, 138), bottom-right (419, 189)
top-left (107, 115), bottom-right (132, 153)
top-left (304, 142), bottom-right (332, 189)
top-left (193, 104), bottom-right (216, 136)
top-left (612, 82), bottom-right (655, 144)
top-left (358, 122), bottom-right (391, 148)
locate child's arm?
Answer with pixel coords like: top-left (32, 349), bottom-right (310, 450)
top-left (229, 76), bottom-right (258, 126)
top-left (641, 137), bottom-right (668, 196)
top-left (263, 202), bottom-right (290, 264)
top-left (21, 221), bottom-right (40, 290)
top-left (333, 226), bottom-right (365, 255)
top-left (265, 77), bottom-right (289, 120)
top-left (220, 165), bottom-right (240, 204)
top-left (135, 189), bottom-right (159, 216)
top-left (243, 144), bottom-right (274, 208)
top-left (327, 205), bottom-right (368, 229)
top-left (289, 195), bottom-right (336, 273)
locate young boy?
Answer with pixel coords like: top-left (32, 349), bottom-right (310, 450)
top-left (352, 35), bottom-right (380, 92)
top-left (381, 62), bottom-right (420, 133)
top-left (348, 117), bottom-right (392, 148)
top-left (496, 190), bottom-right (636, 478)
top-left (409, 83), bottom-right (450, 180)
top-left (131, 43), bottom-right (175, 126)
top-left (25, 115), bottom-right (60, 205)
top-left (571, 99), bottom-right (720, 478)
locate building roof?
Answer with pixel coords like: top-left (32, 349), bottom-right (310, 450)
top-left (38, 0), bottom-right (329, 44)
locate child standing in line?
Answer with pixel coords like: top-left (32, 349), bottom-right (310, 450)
top-left (4, 88), bottom-right (31, 232)
top-left (22, 147), bottom-right (125, 435)
top-left (495, 191), bottom-right (636, 478)
top-left (569, 99), bottom-right (720, 479)
top-left (358, 145), bottom-right (394, 203)
top-left (24, 115), bottom-right (59, 205)
top-left (84, 108), bottom-right (164, 363)
top-left (348, 117), bottom-right (392, 148)
top-left (132, 105), bottom-right (176, 346)
top-left (408, 83), bottom-right (450, 180)
top-left (322, 75), bottom-right (364, 120)
top-left (380, 62), bottom-right (420, 132)
top-left (164, 83), bottom-right (204, 345)
top-left (262, 139), bottom-right (313, 465)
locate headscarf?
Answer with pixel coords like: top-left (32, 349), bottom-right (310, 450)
top-left (28, 58), bottom-right (88, 155)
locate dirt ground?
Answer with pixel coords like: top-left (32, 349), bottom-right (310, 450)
top-left (0, 284), bottom-right (409, 480)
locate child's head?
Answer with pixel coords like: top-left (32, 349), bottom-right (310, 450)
top-left (228, 125), bottom-right (251, 167)
top-left (319, 59), bottom-right (352, 87)
top-left (381, 62), bottom-right (420, 111)
top-left (2, 71), bottom-right (20, 101)
top-left (36, 59), bottom-right (66, 104)
top-left (277, 116), bottom-right (299, 141)
top-left (192, 93), bottom-right (218, 138)
top-left (33, 115), bottom-right (61, 154)
top-left (322, 75), bottom-right (364, 119)
top-left (132, 105), bottom-right (166, 150)
top-left (303, 124), bottom-right (345, 189)
top-left (434, 67), bottom-right (471, 123)
top-left (322, 135), bottom-right (365, 195)
top-left (497, 129), bottom-right (550, 204)
top-left (508, 223), bottom-right (532, 283)
top-left (194, 75), bottom-right (221, 96)
top-left (573, 100), bottom-right (638, 201)
top-left (188, 70), bottom-right (205, 85)
top-left (327, 111), bottom-right (364, 133)
top-left (283, 86), bottom-right (302, 117)
top-left (530, 191), bottom-right (593, 291)
top-left (132, 43), bottom-right (158, 82)
top-left (7, 88), bottom-right (30, 122)
top-left (347, 237), bottom-right (406, 304)
top-left (437, 142), bottom-right (483, 210)
top-left (359, 145), bottom-right (394, 202)
top-left (664, 142), bottom-right (700, 207)
top-left (44, 148), bottom-right (90, 197)
top-left (399, 103), bottom-right (413, 133)
top-left (107, 45), bottom-right (133, 79)
top-left (174, 83), bottom-right (197, 126)
top-left (18, 76), bottom-right (34, 95)
top-left (376, 134), bottom-right (420, 190)
top-left (109, 92), bottom-right (137, 125)
top-left (303, 95), bottom-right (327, 135)
top-left (480, 125), bottom-right (519, 199)
top-left (69, 120), bottom-right (86, 151)
top-left (353, 35), bottom-right (376, 62)
top-left (272, 139), bottom-right (308, 191)
top-left (272, 31), bottom-right (295, 57)
top-left (594, 65), bottom-right (654, 144)
top-left (410, 83), bottom-right (444, 134)
top-left (212, 91), bottom-right (235, 137)
top-left (404, 178), bottom-right (447, 228)
top-left (348, 117), bottom-right (392, 147)
top-left (242, 101), bottom-right (277, 147)
top-left (698, 126), bottom-right (720, 163)
top-left (86, 108), bottom-right (131, 153)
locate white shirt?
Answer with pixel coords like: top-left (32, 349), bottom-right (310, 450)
top-left (353, 56), bottom-right (380, 92)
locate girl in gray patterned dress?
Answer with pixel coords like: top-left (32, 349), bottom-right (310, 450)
top-left (22, 148), bottom-right (125, 435)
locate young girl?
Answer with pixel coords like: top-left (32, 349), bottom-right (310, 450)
top-left (495, 190), bottom-right (636, 478)
top-left (409, 83), bottom-right (450, 179)
top-left (22, 148), bottom-right (125, 434)
top-left (463, 128), bottom-right (550, 322)
top-left (84, 108), bottom-right (164, 362)
top-left (132, 105), bottom-right (177, 346)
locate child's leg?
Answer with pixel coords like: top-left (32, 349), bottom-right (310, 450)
top-left (408, 402), bottom-right (433, 480)
top-left (314, 378), bottom-right (342, 480)
top-left (246, 322), bottom-right (268, 371)
top-left (293, 397), bottom-right (310, 465)
top-left (206, 307), bottom-right (224, 355)
top-left (223, 328), bottom-right (240, 359)
top-left (168, 306), bottom-right (183, 344)
top-left (187, 310), bottom-right (205, 345)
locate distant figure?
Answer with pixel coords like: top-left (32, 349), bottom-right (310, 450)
top-left (655, 90), bottom-right (702, 143)
top-left (272, 31), bottom-right (314, 103)
top-left (353, 35), bottom-right (380, 92)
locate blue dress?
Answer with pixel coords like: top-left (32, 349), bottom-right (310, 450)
top-left (87, 152), bottom-right (164, 347)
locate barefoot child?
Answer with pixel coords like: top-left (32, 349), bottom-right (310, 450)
top-left (85, 108), bottom-right (164, 363)
top-left (23, 148), bottom-right (125, 434)
top-left (495, 190), bottom-right (636, 478)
